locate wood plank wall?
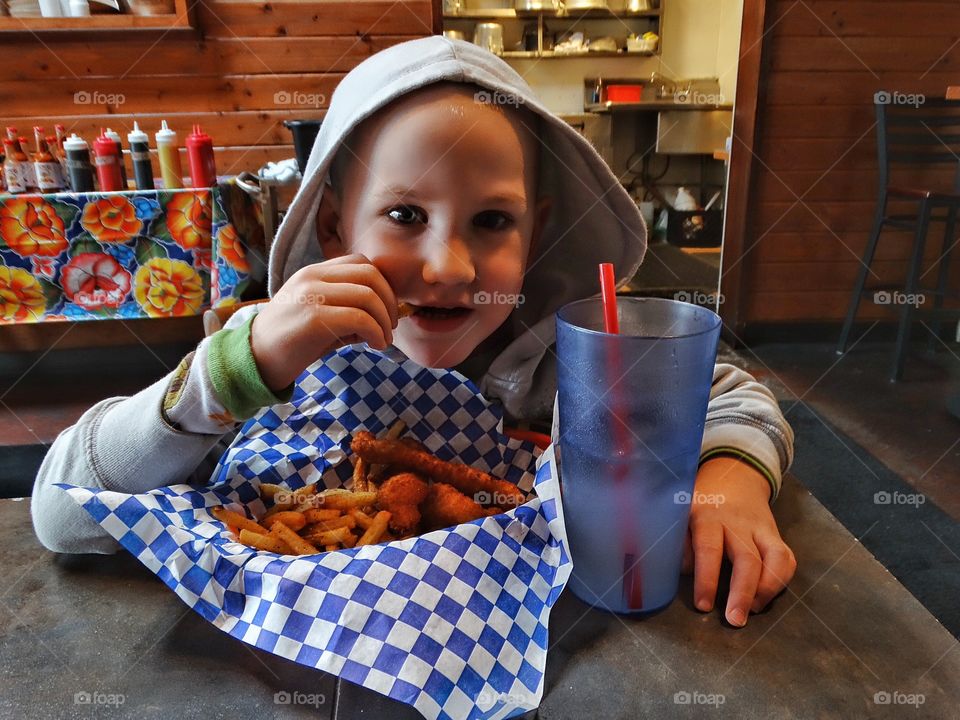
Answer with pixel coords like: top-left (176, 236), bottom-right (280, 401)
top-left (1, 0), bottom-right (435, 184)
top-left (0, 0), bottom-right (435, 351)
top-left (738, 0), bottom-right (960, 325)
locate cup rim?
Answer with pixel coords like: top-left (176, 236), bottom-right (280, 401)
top-left (557, 296), bottom-right (721, 340)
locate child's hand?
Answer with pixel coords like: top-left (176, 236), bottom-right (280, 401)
top-left (680, 456), bottom-right (797, 627)
top-left (250, 254), bottom-right (398, 391)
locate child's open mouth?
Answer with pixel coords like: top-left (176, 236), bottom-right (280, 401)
top-left (406, 305), bottom-right (474, 333)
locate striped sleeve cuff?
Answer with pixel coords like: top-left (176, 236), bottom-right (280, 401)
top-left (699, 447), bottom-right (779, 504)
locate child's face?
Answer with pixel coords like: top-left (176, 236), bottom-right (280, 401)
top-left (317, 84), bottom-right (550, 368)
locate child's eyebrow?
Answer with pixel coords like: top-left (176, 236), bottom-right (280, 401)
top-left (378, 186), bottom-right (527, 208)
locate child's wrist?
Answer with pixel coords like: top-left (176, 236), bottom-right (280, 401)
top-left (696, 456), bottom-right (772, 504)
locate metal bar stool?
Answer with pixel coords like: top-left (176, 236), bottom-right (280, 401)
top-left (837, 95), bottom-right (960, 380)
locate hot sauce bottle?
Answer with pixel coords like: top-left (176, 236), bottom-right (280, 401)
top-left (33, 127), bottom-right (62, 192)
top-left (54, 124), bottom-right (69, 188)
top-left (127, 122), bottom-right (155, 190)
top-left (3, 139), bottom-right (27, 194)
top-left (186, 124), bottom-right (217, 188)
top-left (64, 133), bottom-right (95, 192)
top-left (104, 128), bottom-right (128, 189)
top-left (7, 128), bottom-right (35, 190)
top-left (93, 129), bottom-right (124, 192)
top-left (155, 120), bottom-right (183, 189)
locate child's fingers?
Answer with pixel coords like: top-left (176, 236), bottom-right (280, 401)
top-left (722, 526), bottom-right (763, 628)
top-left (323, 306), bottom-right (390, 351)
top-left (690, 519), bottom-right (724, 612)
top-left (316, 282), bottom-right (394, 345)
top-left (306, 257), bottom-right (399, 327)
top-left (750, 533), bottom-right (797, 613)
top-left (680, 529), bottom-right (694, 576)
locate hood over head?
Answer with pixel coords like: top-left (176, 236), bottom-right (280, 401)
top-left (268, 36), bottom-right (646, 422)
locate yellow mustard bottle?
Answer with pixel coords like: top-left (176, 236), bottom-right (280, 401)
top-left (155, 120), bottom-right (183, 189)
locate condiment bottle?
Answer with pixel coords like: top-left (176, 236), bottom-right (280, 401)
top-left (155, 120), bottom-right (183, 189)
top-left (64, 133), bottom-right (95, 192)
top-left (18, 136), bottom-right (37, 190)
top-left (33, 127), bottom-right (62, 192)
top-left (104, 128), bottom-right (128, 189)
top-left (3, 139), bottom-right (27, 194)
top-left (93, 129), bottom-right (124, 192)
top-left (127, 122), bottom-right (154, 190)
top-left (54, 124), bottom-right (69, 187)
top-left (186, 124), bottom-right (217, 188)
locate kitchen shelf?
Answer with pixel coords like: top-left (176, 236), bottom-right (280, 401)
top-left (443, 8), bottom-right (661, 20)
top-left (585, 101), bottom-right (733, 113)
top-left (0, 0), bottom-right (193, 32)
top-left (501, 49), bottom-right (656, 58)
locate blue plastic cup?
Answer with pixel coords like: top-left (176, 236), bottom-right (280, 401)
top-left (556, 297), bottom-right (721, 614)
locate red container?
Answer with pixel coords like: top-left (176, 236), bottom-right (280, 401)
top-left (93, 130), bottom-right (124, 192)
top-left (606, 84), bottom-right (643, 103)
top-left (186, 124), bottom-right (217, 188)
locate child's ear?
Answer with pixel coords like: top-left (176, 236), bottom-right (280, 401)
top-left (316, 182), bottom-right (346, 259)
top-left (527, 195), bottom-right (553, 263)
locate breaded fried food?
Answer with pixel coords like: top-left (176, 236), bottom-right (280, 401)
top-left (378, 472), bottom-right (429, 533)
top-left (351, 432), bottom-right (525, 507)
top-left (421, 482), bottom-right (491, 530)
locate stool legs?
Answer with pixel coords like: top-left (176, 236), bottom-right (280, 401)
top-left (891, 198), bottom-right (931, 381)
top-left (838, 195), bottom-right (887, 355)
top-left (926, 205), bottom-right (958, 353)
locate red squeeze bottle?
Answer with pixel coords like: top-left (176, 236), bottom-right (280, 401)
top-left (185, 124), bottom-right (217, 187)
top-left (93, 129), bottom-right (123, 192)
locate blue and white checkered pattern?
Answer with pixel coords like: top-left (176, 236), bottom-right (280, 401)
top-left (62, 346), bottom-right (572, 720)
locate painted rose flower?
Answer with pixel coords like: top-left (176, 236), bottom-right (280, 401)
top-left (81, 196), bottom-right (142, 243)
top-left (216, 223), bottom-right (249, 273)
top-left (60, 252), bottom-right (132, 311)
top-left (0, 197), bottom-right (68, 258)
top-left (134, 257), bottom-right (205, 317)
top-left (166, 191), bottom-right (212, 250)
top-left (0, 266), bottom-right (46, 323)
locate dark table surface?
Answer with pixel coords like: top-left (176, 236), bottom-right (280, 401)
top-left (2, 475), bottom-right (958, 719)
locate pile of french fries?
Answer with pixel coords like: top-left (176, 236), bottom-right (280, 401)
top-left (213, 485), bottom-right (393, 555)
top-left (212, 420), bottom-right (525, 556)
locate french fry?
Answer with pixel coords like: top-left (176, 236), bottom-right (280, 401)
top-left (352, 456), bottom-right (370, 493)
top-left (325, 544), bottom-right (338, 552)
top-left (266, 511), bottom-right (307, 531)
top-left (314, 489), bottom-right (378, 510)
top-left (303, 516), bottom-right (356, 533)
top-left (356, 510), bottom-right (391, 546)
top-left (348, 508), bottom-right (375, 530)
top-left (270, 521), bottom-right (320, 555)
top-left (258, 483), bottom-right (284, 501)
top-left (212, 507), bottom-right (270, 535)
top-left (341, 533), bottom-right (358, 548)
top-left (239, 529), bottom-right (292, 554)
top-left (303, 508), bottom-right (342, 523)
top-left (368, 420), bottom-right (407, 481)
top-left (302, 526), bottom-right (352, 546)
top-left (397, 302), bottom-right (414, 318)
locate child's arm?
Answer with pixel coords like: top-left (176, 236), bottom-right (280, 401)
top-left (683, 362), bottom-right (797, 627)
top-left (30, 306), bottom-right (268, 554)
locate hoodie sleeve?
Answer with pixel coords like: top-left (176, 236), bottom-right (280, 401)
top-left (30, 306), bottom-right (286, 555)
top-left (698, 363), bottom-right (794, 503)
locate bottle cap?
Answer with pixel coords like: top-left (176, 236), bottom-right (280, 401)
top-left (63, 133), bottom-right (89, 151)
top-left (104, 128), bottom-right (122, 143)
top-left (155, 120), bottom-right (177, 143)
top-left (127, 121), bottom-right (148, 144)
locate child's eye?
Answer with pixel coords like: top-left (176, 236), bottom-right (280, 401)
top-left (387, 205), bottom-right (427, 225)
top-left (473, 211), bottom-right (514, 231)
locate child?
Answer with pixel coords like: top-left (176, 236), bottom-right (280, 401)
top-left (32, 37), bottom-right (795, 629)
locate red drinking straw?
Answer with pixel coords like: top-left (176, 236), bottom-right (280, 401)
top-left (598, 263), bottom-right (643, 610)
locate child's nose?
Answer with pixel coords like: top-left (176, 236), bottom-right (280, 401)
top-left (422, 234), bottom-right (476, 286)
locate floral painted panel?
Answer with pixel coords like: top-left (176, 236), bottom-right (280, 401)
top-left (0, 188), bottom-right (250, 323)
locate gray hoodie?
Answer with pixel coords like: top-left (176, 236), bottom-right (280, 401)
top-left (31, 36), bottom-right (794, 555)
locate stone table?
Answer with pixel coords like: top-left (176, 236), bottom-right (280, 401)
top-left (2, 475), bottom-right (958, 718)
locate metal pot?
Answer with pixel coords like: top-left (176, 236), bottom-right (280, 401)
top-left (515, 0), bottom-right (558, 11)
top-left (443, 29), bottom-right (466, 41)
top-left (625, 0), bottom-right (652, 11)
top-left (473, 22), bottom-right (504, 54)
top-left (563, 0), bottom-right (607, 10)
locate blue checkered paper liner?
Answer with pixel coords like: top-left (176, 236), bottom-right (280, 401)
top-left (61, 346), bottom-right (572, 720)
